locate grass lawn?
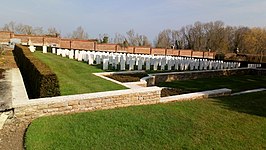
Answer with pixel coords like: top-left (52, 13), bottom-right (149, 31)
top-left (33, 52), bottom-right (127, 95)
top-left (25, 91), bottom-right (266, 150)
top-left (158, 75), bottom-right (266, 93)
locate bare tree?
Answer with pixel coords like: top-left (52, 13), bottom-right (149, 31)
top-left (155, 29), bottom-right (180, 48)
top-left (2, 21), bottom-right (16, 32)
top-left (68, 26), bottom-right (89, 39)
top-left (47, 27), bottom-right (60, 37)
top-left (126, 29), bottom-right (151, 46)
top-left (112, 33), bottom-right (126, 44)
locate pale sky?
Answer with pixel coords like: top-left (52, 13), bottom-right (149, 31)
top-left (0, 0), bottom-right (265, 41)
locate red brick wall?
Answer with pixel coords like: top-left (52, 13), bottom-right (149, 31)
top-left (151, 48), bottom-right (166, 55)
top-left (192, 51), bottom-right (204, 58)
top-left (0, 31), bottom-right (12, 43)
top-left (29, 36), bottom-right (44, 46)
top-left (71, 40), bottom-right (95, 50)
top-left (44, 37), bottom-right (60, 46)
top-left (124, 47), bottom-right (134, 53)
top-left (180, 50), bottom-right (192, 57)
top-left (60, 39), bottom-right (71, 49)
top-left (134, 47), bottom-right (151, 54)
top-left (97, 44), bottom-right (116, 52)
top-left (13, 35), bottom-right (29, 44)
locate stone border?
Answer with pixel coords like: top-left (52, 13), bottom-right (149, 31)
top-left (160, 88), bottom-right (232, 103)
top-left (13, 87), bottom-right (162, 121)
top-left (10, 68), bottom-right (29, 106)
top-left (145, 68), bottom-right (266, 85)
top-left (94, 70), bottom-right (148, 89)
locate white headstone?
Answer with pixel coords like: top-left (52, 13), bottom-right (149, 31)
top-left (120, 57), bottom-right (126, 71)
top-left (103, 59), bottom-right (109, 70)
top-left (42, 45), bottom-right (47, 53)
top-left (52, 47), bottom-right (56, 54)
top-left (75, 50), bottom-right (79, 60)
top-left (145, 58), bottom-right (150, 70)
top-left (69, 50), bottom-right (74, 59)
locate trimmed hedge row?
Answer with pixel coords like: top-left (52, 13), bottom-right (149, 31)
top-left (13, 45), bottom-right (60, 99)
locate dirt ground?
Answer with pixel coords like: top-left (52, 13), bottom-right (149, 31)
top-left (0, 119), bottom-right (30, 150)
top-left (105, 73), bottom-right (148, 82)
top-left (0, 46), bottom-right (27, 150)
top-left (161, 88), bottom-right (190, 97)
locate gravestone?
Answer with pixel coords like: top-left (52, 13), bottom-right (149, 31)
top-left (103, 59), bottom-right (109, 70)
top-left (120, 57), bottom-right (126, 70)
top-left (52, 47), bottom-right (56, 54)
top-left (69, 50), bottom-right (74, 59)
top-left (42, 45), bottom-right (47, 53)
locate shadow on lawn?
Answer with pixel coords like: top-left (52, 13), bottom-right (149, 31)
top-left (213, 91), bottom-right (266, 117)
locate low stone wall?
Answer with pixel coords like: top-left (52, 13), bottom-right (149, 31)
top-left (160, 88), bottom-right (231, 103)
top-left (13, 87), bottom-right (161, 121)
top-left (146, 68), bottom-right (266, 85)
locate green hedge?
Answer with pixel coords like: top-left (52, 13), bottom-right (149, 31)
top-left (13, 45), bottom-right (60, 99)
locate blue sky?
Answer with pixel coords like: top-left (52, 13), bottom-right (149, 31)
top-left (0, 0), bottom-right (265, 41)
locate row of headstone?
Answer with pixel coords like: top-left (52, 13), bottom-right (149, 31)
top-left (248, 64), bottom-right (262, 68)
top-left (49, 48), bottom-right (242, 71)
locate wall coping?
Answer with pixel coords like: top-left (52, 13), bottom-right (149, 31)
top-left (149, 68), bottom-right (252, 76)
top-left (160, 88), bottom-right (232, 103)
top-left (10, 68), bottom-right (29, 106)
top-left (13, 86), bottom-right (161, 108)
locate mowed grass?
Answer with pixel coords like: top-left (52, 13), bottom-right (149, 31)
top-left (25, 91), bottom-right (266, 150)
top-left (33, 51), bottom-right (127, 95)
top-left (158, 75), bottom-right (266, 93)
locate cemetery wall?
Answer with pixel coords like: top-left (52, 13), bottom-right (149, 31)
top-left (134, 47), bottom-right (151, 54)
top-left (13, 87), bottom-right (161, 121)
top-left (0, 32), bottom-right (215, 58)
top-left (125, 47), bottom-right (134, 53)
top-left (97, 44), bottom-right (117, 52)
top-left (180, 50), bottom-right (192, 57)
top-left (13, 34), bottom-right (29, 44)
top-left (192, 51), bottom-right (204, 58)
top-left (0, 31), bottom-right (12, 44)
top-left (151, 48), bottom-right (166, 55)
top-left (44, 37), bottom-right (61, 46)
top-left (60, 39), bottom-right (71, 49)
top-left (151, 68), bottom-right (264, 85)
top-left (71, 40), bottom-right (95, 50)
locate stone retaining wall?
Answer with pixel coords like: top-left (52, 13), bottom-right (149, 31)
top-left (13, 87), bottom-right (161, 121)
top-left (147, 68), bottom-right (266, 85)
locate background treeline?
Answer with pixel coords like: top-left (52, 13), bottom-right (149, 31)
top-left (154, 21), bottom-right (266, 57)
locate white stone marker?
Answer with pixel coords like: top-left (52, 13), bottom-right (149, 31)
top-left (153, 59), bottom-right (158, 71)
top-left (146, 58), bottom-right (150, 70)
top-left (88, 53), bottom-right (94, 65)
top-left (78, 51), bottom-right (83, 61)
top-left (42, 45), bottom-right (47, 53)
top-left (103, 59), bottom-right (109, 70)
top-left (75, 50), bottom-right (79, 60)
top-left (52, 47), bottom-right (56, 54)
top-left (62, 49), bottom-right (66, 57)
top-left (120, 57), bottom-right (126, 71)
top-left (96, 55), bottom-right (101, 64)
top-left (29, 45), bottom-right (36, 52)
top-left (129, 59), bottom-right (135, 70)
top-left (137, 59), bottom-right (143, 70)
top-left (56, 48), bottom-right (61, 55)
top-left (69, 50), bottom-right (74, 59)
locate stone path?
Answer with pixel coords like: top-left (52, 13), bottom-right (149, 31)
top-left (0, 69), bottom-right (12, 111)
